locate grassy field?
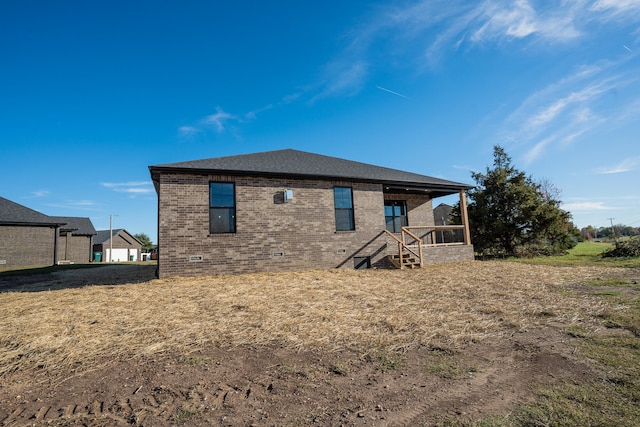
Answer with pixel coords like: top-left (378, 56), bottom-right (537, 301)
top-left (509, 241), bottom-right (640, 267)
top-left (499, 241), bottom-right (640, 427)
top-left (1, 244), bottom-right (639, 425)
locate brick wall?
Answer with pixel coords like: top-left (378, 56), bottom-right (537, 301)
top-left (57, 233), bottom-right (92, 263)
top-left (423, 244), bottom-right (475, 264)
top-left (0, 225), bottom-right (56, 267)
top-left (157, 173), bottom-right (473, 278)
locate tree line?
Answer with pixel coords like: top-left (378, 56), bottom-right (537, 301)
top-left (580, 225), bottom-right (640, 241)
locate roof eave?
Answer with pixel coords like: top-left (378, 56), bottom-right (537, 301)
top-left (148, 166), bottom-right (472, 192)
top-left (0, 221), bottom-right (64, 227)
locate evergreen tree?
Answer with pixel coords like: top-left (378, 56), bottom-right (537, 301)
top-left (467, 145), bottom-right (577, 257)
top-left (134, 233), bottom-right (155, 252)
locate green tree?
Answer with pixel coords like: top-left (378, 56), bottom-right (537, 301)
top-left (581, 225), bottom-right (597, 240)
top-left (134, 233), bottom-right (155, 252)
top-left (467, 145), bottom-right (577, 258)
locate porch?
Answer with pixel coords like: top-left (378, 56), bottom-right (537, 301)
top-left (383, 189), bottom-right (473, 269)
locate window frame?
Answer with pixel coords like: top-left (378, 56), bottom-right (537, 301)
top-left (384, 200), bottom-right (408, 233)
top-left (333, 186), bottom-right (355, 231)
top-left (209, 182), bottom-right (236, 234)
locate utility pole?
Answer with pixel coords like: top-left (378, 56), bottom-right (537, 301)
top-left (607, 217), bottom-right (617, 244)
top-left (109, 214), bottom-right (118, 262)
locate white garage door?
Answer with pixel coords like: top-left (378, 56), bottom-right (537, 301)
top-left (106, 248), bottom-right (128, 262)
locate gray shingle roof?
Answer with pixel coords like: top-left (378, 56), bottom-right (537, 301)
top-left (93, 229), bottom-right (123, 244)
top-left (149, 149), bottom-right (471, 192)
top-left (50, 216), bottom-right (96, 236)
top-left (93, 229), bottom-right (143, 246)
top-left (0, 196), bottom-right (63, 226)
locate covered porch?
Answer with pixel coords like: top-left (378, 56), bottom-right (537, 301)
top-left (382, 188), bottom-right (473, 269)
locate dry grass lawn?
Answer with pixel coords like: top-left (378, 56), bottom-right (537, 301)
top-left (0, 261), bottom-right (615, 380)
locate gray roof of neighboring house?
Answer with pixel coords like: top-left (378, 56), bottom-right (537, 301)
top-left (149, 149), bottom-right (471, 195)
top-left (50, 216), bottom-right (96, 236)
top-left (93, 229), bottom-right (123, 244)
top-left (433, 203), bottom-right (454, 224)
top-left (94, 229), bottom-right (142, 246)
top-left (0, 196), bottom-right (63, 226)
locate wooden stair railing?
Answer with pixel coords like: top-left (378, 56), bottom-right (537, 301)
top-left (383, 228), bottom-right (423, 269)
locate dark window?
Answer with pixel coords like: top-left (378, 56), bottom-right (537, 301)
top-left (385, 200), bottom-right (407, 232)
top-left (210, 182), bottom-right (235, 233)
top-left (334, 186), bottom-right (355, 231)
top-left (354, 256), bottom-right (371, 269)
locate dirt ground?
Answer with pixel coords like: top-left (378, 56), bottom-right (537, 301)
top-left (0, 264), bottom-right (612, 426)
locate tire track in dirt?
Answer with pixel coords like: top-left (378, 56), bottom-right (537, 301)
top-left (384, 355), bottom-right (520, 426)
top-left (383, 331), bottom-right (591, 426)
top-left (1, 329), bottom-right (594, 426)
top-left (1, 383), bottom-right (222, 426)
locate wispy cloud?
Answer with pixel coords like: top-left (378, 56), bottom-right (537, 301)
top-left (101, 182), bottom-right (154, 194)
top-left (590, 0), bottom-right (640, 20)
top-left (178, 1), bottom-right (640, 136)
top-left (523, 136), bottom-right (553, 164)
top-left (561, 201), bottom-right (616, 211)
top-left (245, 92), bottom-right (302, 119)
top-left (178, 106), bottom-right (240, 141)
top-left (471, 1), bottom-right (539, 42)
top-left (500, 55), bottom-right (639, 163)
top-left (595, 158), bottom-right (640, 174)
top-left (311, 61), bottom-right (369, 102)
top-left (202, 107), bottom-right (236, 132)
top-left (44, 200), bottom-right (99, 210)
top-left (367, 1), bottom-right (588, 71)
top-left (302, 0), bottom-right (633, 100)
top-left (30, 190), bottom-right (49, 198)
top-left (178, 125), bottom-right (200, 139)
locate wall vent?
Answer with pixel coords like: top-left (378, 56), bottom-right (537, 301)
top-left (189, 255), bottom-right (203, 262)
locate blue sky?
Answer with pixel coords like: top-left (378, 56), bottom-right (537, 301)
top-left (2, 1), bottom-right (639, 244)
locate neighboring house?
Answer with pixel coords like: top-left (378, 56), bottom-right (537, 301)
top-left (93, 229), bottom-right (143, 262)
top-left (149, 149), bottom-right (474, 278)
top-left (0, 196), bottom-right (65, 267)
top-left (433, 203), bottom-right (453, 225)
top-left (50, 216), bottom-right (96, 264)
top-left (433, 203), bottom-right (458, 244)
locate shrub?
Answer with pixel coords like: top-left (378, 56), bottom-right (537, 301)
top-left (602, 237), bottom-right (640, 258)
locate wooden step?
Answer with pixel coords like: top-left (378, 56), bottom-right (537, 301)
top-left (387, 254), bottom-right (421, 269)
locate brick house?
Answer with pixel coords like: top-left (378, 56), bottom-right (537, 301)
top-left (0, 197), bottom-right (99, 267)
top-left (93, 229), bottom-right (143, 262)
top-left (433, 203), bottom-right (457, 244)
top-left (149, 149), bottom-right (474, 278)
top-left (50, 216), bottom-right (97, 264)
top-left (0, 196), bottom-right (65, 267)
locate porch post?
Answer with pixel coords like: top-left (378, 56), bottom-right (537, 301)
top-left (459, 190), bottom-right (471, 245)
